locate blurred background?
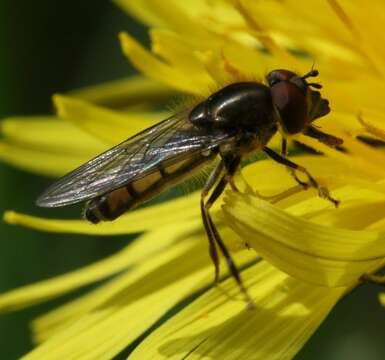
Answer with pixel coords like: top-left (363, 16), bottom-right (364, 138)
top-left (0, 1), bottom-right (384, 359)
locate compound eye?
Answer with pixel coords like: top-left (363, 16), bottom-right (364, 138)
top-left (270, 82), bottom-right (308, 134)
top-left (267, 69), bottom-right (297, 87)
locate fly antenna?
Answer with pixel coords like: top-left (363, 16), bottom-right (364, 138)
top-left (302, 69), bottom-right (319, 80)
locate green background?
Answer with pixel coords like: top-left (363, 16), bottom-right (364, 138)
top-left (0, 1), bottom-right (384, 359)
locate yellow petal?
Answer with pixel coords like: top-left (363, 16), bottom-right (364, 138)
top-left (221, 40), bottom-right (277, 79)
top-left (4, 192), bottom-right (200, 235)
top-left (68, 75), bottom-right (175, 108)
top-left (0, 244), bottom-right (130, 313)
top-left (54, 95), bottom-right (166, 145)
top-left (223, 192), bottom-right (385, 287)
top-left (0, 221), bottom-right (199, 314)
top-left (230, 0), bottom-right (307, 73)
top-left (242, 154), bottom-right (360, 195)
top-left (288, 186), bottom-right (385, 231)
top-left (379, 292), bottom-right (385, 307)
top-left (130, 261), bottom-right (345, 360)
top-left (241, 154), bottom-right (385, 219)
top-left (196, 50), bottom-right (239, 88)
top-left (0, 141), bottom-right (92, 177)
top-left (250, 0), bottom-right (354, 54)
top-left (114, 0), bottom-right (167, 27)
top-left (0, 117), bottom-right (104, 176)
top-left (294, 134), bottom-right (385, 179)
top-left (24, 274), bottom-right (204, 359)
top-left (22, 237), bottom-right (257, 359)
top-left (1, 116), bottom-right (103, 154)
top-left (329, 0), bottom-right (385, 78)
top-left (140, 0), bottom-right (218, 45)
top-left (30, 225), bottom-right (255, 343)
top-left (151, 29), bottom-right (215, 91)
top-left (116, 0), bottom-right (229, 42)
top-left (358, 108), bottom-right (385, 140)
top-left (31, 226), bottom-right (207, 343)
top-left (119, 32), bottom-right (204, 95)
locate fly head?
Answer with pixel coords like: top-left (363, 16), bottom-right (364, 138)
top-left (267, 69), bottom-right (330, 135)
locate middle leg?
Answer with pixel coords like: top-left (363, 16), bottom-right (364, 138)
top-left (264, 145), bottom-right (339, 206)
top-left (281, 137), bottom-right (308, 188)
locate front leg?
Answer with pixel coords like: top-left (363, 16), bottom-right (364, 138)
top-left (264, 146), bottom-right (339, 207)
top-left (281, 138), bottom-right (308, 188)
top-left (361, 273), bottom-right (385, 285)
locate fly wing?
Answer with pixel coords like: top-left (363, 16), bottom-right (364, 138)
top-left (37, 111), bottom-right (232, 207)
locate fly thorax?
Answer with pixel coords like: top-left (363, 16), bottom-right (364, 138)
top-left (189, 82), bottom-right (277, 131)
top-left (238, 122), bottom-right (278, 154)
top-left (189, 101), bottom-right (210, 127)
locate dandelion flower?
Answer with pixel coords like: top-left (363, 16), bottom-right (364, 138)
top-left (1, 0), bottom-right (385, 359)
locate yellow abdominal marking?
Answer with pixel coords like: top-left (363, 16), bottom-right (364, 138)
top-left (131, 171), bottom-right (163, 193)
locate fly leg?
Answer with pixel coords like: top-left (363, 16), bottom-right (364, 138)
top-left (201, 160), bottom-right (224, 283)
top-left (201, 155), bottom-right (254, 305)
top-left (304, 126), bottom-right (343, 147)
top-left (361, 273), bottom-right (385, 285)
top-left (281, 138), bottom-right (308, 188)
top-left (264, 146), bottom-right (339, 207)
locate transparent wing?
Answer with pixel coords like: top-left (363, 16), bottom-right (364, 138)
top-left (37, 111), bottom-right (232, 207)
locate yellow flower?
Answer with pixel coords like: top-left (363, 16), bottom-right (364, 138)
top-left (1, 0), bottom-right (385, 359)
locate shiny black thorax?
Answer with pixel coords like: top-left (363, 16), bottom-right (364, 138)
top-left (189, 82), bottom-right (278, 142)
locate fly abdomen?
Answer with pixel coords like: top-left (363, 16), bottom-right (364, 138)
top-left (84, 152), bottom-right (215, 224)
top-left (85, 187), bottom-right (135, 224)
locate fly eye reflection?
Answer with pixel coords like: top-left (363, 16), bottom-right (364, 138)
top-left (268, 77), bottom-right (280, 87)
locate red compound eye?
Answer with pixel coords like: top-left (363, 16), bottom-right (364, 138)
top-left (266, 69), bottom-right (297, 86)
top-left (270, 81), bottom-right (308, 134)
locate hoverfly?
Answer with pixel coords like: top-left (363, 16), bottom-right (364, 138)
top-left (37, 69), bottom-right (343, 303)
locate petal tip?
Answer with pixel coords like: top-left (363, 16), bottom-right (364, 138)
top-left (119, 32), bottom-right (131, 52)
top-left (52, 94), bottom-right (67, 118)
top-left (3, 210), bottom-right (17, 225)
top-left (379, 292), bottom-right (385, 307)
